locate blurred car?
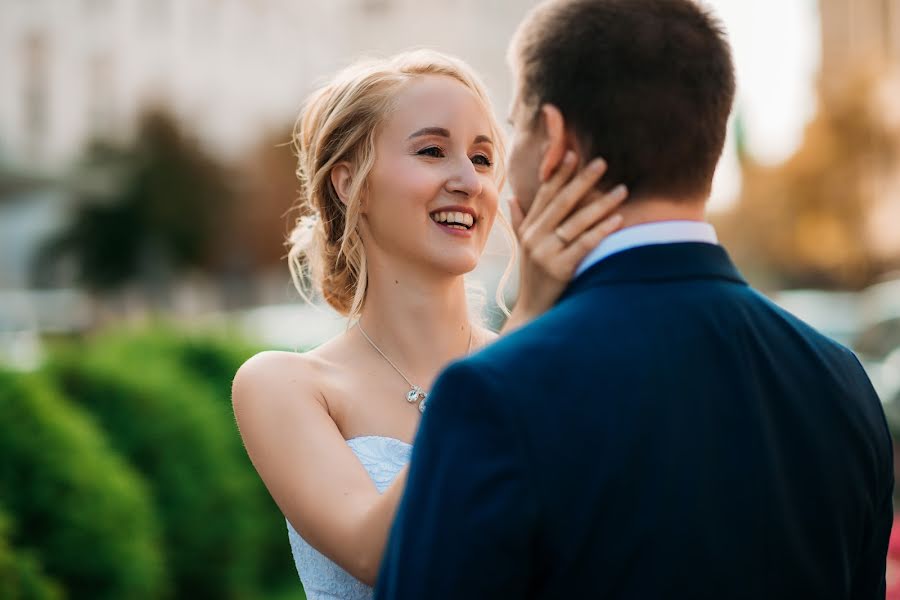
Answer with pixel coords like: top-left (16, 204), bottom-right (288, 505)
top-left (855, 277), bottom-right (900, 407)
top-left (772, 279), bottom-right (900, 407)
top-left (771, 289), bottom-right (862, 348)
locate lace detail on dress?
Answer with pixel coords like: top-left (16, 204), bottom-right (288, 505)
top-left (287, 436), bottom-right (412, 600)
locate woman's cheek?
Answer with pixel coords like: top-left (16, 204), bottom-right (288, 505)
top-left (478, 213), bottom-right (498, 250)
top-left (401, 165), bottom-right (446, 208)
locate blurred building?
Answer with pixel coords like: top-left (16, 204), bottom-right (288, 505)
top-left (0, 0), bottom-right (313, 173)
top-left (0, 0), bottom-right (537, 175)
top-left (819, 0), bottom-right (900, 263)
top-left (0, 0), bottom-right (537, 340)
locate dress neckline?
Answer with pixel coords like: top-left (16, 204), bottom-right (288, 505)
top-left (345, 434), bottom-right (413, 448)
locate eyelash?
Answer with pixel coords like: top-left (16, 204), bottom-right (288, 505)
top-left (417, 146), bottom-right (493, 168)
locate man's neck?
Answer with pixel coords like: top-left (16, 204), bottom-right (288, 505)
top-left (572, 197), bottom-right (716, 279)
top-left (616, 196), bottom-right (708, 229)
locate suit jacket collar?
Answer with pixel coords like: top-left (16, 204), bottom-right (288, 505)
top-left (560, 242), bottom-right (748, 303)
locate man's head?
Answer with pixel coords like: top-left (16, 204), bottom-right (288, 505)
top-left (507, 0), bottom-right (735, 215)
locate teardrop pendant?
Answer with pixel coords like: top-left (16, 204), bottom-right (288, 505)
top-left (406, 385), bottom-right (427, 411)
top-left (357, 321), bottom-right (471, 416)
top-left (406, 386), bottom-right (423, 403)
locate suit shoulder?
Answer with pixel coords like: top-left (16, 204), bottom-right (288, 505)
top-left (748, 287), bottom-right (862, 358)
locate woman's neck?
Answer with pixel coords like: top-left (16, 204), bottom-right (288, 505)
top-left (356, 261), bottom-right (474, 385)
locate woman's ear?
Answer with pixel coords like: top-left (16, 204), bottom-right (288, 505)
top-left (330, 162), bottom-right (353, 206)
top-left (538, 104), bottom-right (572, 182)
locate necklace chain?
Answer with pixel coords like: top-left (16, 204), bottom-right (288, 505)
top-left (357, 321), bottom-right (474, 412)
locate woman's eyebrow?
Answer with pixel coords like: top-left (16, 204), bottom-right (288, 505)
top-left (407, 127), bottom-right (493, 146)
top-left (408, 127), bottom-right (451, 139)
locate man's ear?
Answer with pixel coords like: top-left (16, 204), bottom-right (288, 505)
top-left (538, 104), bottom-right (570, 182)
top-left (330, 162), bottom-right (356, 208)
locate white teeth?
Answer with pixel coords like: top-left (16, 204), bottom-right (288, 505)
top-left (430, 210), bottom-right (475, 228)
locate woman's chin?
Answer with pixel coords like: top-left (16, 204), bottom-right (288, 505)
top-left (427, 251), bottom-right (480, 276)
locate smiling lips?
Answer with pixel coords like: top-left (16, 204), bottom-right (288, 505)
top-left (430, 210), bottom-right (475, 231)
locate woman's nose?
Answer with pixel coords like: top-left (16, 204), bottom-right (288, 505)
top-left (445, 157), bottom-right (483, 198)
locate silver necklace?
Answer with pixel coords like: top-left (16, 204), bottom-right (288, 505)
top-left (357, 321), bottom-right (474, 413)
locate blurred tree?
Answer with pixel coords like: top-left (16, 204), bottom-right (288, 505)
top-left (224, 127), bottom-right (298, 271)
top-left (0, 507), bottom-right (64, 600)
top-left (0, 369), bottom-right (167, 600)
top-left (716, 68), bottom-right (900, 289)
top-left (37, 110), bottom-right (233, 302)
top-left (43, 330), bottom-right (291, 599)
top-left (211, 127), bottom-right (299, 309)
top-left (58, 326), bottom-right (300, 590)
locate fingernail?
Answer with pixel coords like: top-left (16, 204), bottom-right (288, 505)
top-left (591, 158), bottom-right (607, 173)
top-left (613, 184), bottom-right (627, 197)
top-left (611, 213), bottom-right (624, 224)
top-left (564, 151), bottom-right (576, 165)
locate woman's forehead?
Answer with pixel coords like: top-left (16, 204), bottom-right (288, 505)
top-left (385, 75), bottom-right (493, 140)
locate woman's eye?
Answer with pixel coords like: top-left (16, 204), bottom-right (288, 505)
top-left (418, 146), bottom-right (444, 158)
top-left (472, 154), bottom-right (493, 167)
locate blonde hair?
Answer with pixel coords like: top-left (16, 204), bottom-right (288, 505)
top-left (287, 49), bottom-right (514, 320)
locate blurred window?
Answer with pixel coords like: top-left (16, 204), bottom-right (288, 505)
top-left (82, 0), bottom-right (112, 16)
top-left (191, 0), bottom-right (221, 41)
top-left (87, 54), bottom-right (115, 140)
top-left (361, 0), bottom-right (391, 14)
top-left (22, 32), bottom-right (49, 161)
top-left (141, 0), bottom-right (170, 33)
top-left (82, 0), bottom-right (113, 16)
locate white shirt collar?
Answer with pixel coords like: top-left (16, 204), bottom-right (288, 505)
top-left (574, 220), bottom-right (719, 279)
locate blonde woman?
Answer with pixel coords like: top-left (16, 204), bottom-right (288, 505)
top-left (231, 50), bottom-right (626, 599)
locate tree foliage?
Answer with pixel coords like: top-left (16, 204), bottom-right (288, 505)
top-left (39, 110), bottom-right (232, 293)
top-left (716, 69), bottom-right (900, 289)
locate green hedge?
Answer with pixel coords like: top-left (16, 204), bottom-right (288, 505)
top-left (99, 329), bottom-right (297, 587)
top-left (44, 329), bottom-right (296, 598)
top-left (0, 369), bottom-right (166, 599)
top-left (0, 507), bottom-right (64, 600)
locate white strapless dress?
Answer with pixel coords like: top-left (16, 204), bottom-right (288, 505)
top-left (287, 435), bottom-right (412, 600)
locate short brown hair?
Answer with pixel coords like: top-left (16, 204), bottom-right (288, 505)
top-left (512, 0), bottom-right (735, 201)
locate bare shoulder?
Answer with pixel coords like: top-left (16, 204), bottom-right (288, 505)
top-left (232, 350), bottom-right (327, 416)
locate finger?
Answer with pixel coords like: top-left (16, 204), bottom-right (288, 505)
top-left (522, 150), bottom-right (578, 230)
top-left (508, 197), bottom-right (525, 234)
top-left (553, 184), bottom-right (627, 244)
top-left (558, 212), bottom-right (625, 268)
top-left (532, 157), bottom-right (609, 234)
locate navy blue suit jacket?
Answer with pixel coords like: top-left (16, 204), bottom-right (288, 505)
top-left (376, 242), bottom-right (893, 599)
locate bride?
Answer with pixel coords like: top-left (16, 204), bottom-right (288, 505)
top-left (232, 50), bottom-right (626, 599)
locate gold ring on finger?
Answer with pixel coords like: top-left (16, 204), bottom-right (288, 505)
top-left (554, 227), bottom-right (571, 245)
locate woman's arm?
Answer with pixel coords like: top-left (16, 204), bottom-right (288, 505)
top-left (503, 152), bottom-right (628, 333)
top-left (232, 158), bottom-right (625, 587)
top-left (231, 350), bottom-right (405, 585)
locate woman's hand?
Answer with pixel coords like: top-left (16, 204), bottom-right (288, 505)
top-left (503, 151), bottom-right (627, 332)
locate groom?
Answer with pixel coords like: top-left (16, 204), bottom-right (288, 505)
top-left (376, 0), bottom-right (893, 598)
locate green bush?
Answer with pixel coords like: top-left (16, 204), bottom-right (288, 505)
top-left (44, 329), bottom-right (290, 599)
top-left (59, 327), bottom-right (299, 589)
top-left (0, 507), bottom-right (64, 600)
top-left (0, 370), bottom-right (166, 600)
